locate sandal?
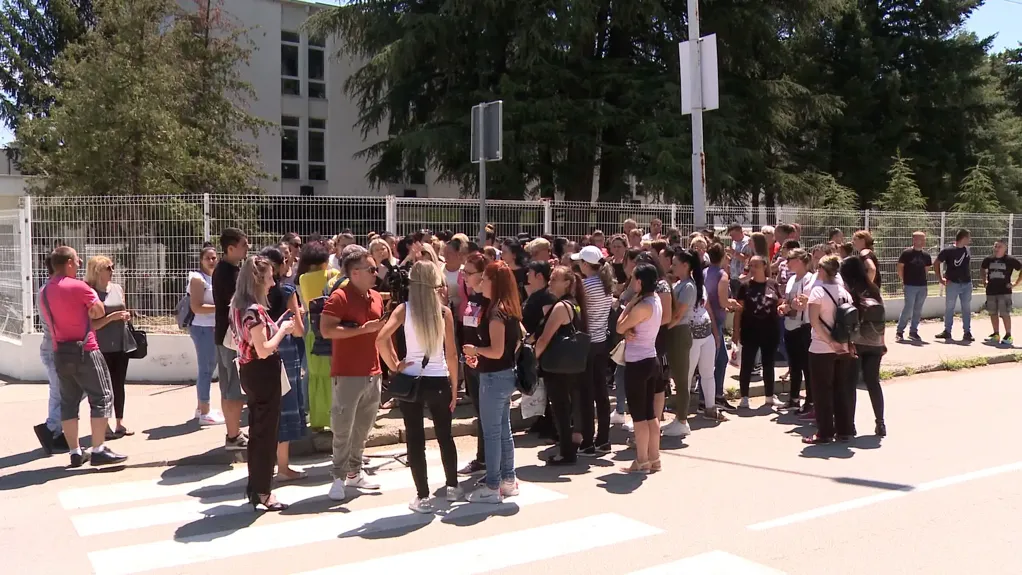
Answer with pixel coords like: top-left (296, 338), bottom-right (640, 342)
top-left (115, 427), bottom-right (134, 437)
top-left (649, 459), bottom-right (662, 472)
top-left (802, 434), bottom-right (834, 445)
top-left (620, 461), bottom-right (651, 474)
top-left (703, 408), bottom-right (729, 422)
top-left (276, 469), bottom-right (309, 482)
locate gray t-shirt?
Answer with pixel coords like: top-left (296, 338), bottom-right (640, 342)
top-left (730, 236), bottom-right (752, 277)
top-left (673, 279), bottom-right (697, 324)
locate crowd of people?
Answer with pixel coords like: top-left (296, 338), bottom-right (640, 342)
top-left (34, 214), bottom-right (1017, 513)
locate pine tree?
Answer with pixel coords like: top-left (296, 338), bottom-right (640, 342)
top-left (952, 162), bottom-right (1002, 213)
top-left (874, 151), bottom-right (927, 211)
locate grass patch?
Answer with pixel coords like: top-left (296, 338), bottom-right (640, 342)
top-left (724, 386), bottom-right (741, 401)
top-left (879, 368), bottom-right (897, 380)
top-left (937, 356), bottom-right (989, 371)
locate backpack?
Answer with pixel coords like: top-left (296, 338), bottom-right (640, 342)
top-left (856, 295), bottom-right (885, 341)
top-left (308, 276), bottom-right (346, 356)
top-left (175, 293), bottom-right (194, 329)
top-left (819, 286), bottom-right (859, 344)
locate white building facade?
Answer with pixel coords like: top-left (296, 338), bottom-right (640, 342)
top-left (223, 0), bottom-right (461, 198)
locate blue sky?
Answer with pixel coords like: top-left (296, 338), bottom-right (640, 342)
top-left (0, 1), bottom-right (1019, 145)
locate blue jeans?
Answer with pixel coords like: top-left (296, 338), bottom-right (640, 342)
top-left (898, 284), bottom-right (928, 335)
top-left (713, 311), bottom-right (727, 399)
top-left (40, 344), bottom-right (62, 435)
top-left (478, 368), bottom-right (517, 489)
top-left (188, 325), bottom-right (217, 403)
top-left (944, 281), bottom-right (973, 334)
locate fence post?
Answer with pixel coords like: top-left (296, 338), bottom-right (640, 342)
top-left (202, 192), bottom-right (211, 242)
top-left (385, 195), bottom-right (398, 233)
top-left (20, 195), bottom-right (34, 335)
top-left (670, 204), bottom-right (678, 231)
top-left (1009, 214), bottom-right (1015, 255)
top-left (542, 200), bottom-right (552, 236)
top-left (863, 209), bottom-right (870, 231)
top-left (939, 211), bottom-right (946, 248)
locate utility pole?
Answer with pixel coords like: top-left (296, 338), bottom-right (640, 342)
top-left (688, 0), bottom-right (706, 230)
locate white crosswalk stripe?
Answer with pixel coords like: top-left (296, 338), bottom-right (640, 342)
top-left (628, 551), bottom-right (789, 575)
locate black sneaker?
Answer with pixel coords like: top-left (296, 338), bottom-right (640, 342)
top-left (53, 433), bottom-right (70, 452)
top-left (594, 442), bottom-right (613, 454)
top-left (895, 332), bottom-right (904, 342)
top-left (578, 445), bottom-right (597, 457)
top-left (716, 398), bottom-right (738, 412)
top-left (225, 433), bottom-right (248, 451)
top-left (963, 331), bottom-right (975, 342)
top-left (91, 447), bottom-right (128, 466)
top-left (458, 460), bottom-right (485, 475)
top-left (545, 454), bottom-right (578, 466)
top-left (33, 423), bottom-right (55, 455)
top-left (935, 331), bottom-right (951, 340)
top-left (69, 451), bottom-right (90, 468)
top-left (785, 398), bottom-right (801, 410)
top-left (909, 332), bottom-right (922, 341)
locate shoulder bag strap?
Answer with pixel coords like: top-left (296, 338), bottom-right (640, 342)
top-left (41, 281), bottom-right (91, 345)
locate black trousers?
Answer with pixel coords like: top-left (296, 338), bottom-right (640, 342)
top-left (578, 340), bottom-right (610, 447)
top-left (857, 349), bottom-right (885, 423)
top-left (464, 366), bottom-right (485, 462)
top-left (784, 325), bottom-right (812, 404)
top-left (546, 371), bottom-right (582, 459)
top-left (808, 352), bottom-right (855, 439)
top-left (102, 351), bottom-right (130, 420)
top-left (740, 323), bottom-right (779, 397)
top-left (239, 355), bottom-right (282, 495)
top-left (400, 377), bottom-right (459, 499)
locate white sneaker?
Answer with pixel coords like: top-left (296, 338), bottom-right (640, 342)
top-left (467, 485), bottom-right (502, 504)
top-left (327, 479), bottom-right (347, 501)
top-left (446, 486), bottom-right (465, 502)
top-left (661, 418), bottom-right (691, 438)
top-left (344, 472), bottom-right (381, 490)
top-left (623, 419), bottom-right (634, 432)
top-left (739, 397), bottom-right (750, 409)
top-left (198, 410), bottom-right (225, 426)
top-left (610, 411), bottom-right (627, 425)
top-left (499, 480), bottom-right (519, 497)
top-left (409, 497), bottom-right (434, 514)
top-left (764, 395), bottom-right (783, 407)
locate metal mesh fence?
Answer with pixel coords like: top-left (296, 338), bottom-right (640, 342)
top-left (0, 208), bottom-right (23, 340)
top-left (20, 194), bottom-right (1022, 335)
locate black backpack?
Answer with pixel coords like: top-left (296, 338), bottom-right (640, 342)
top-left (308, 277), bottom-right (346, 356)
top-left (820, 287), bottom-right (859, 344)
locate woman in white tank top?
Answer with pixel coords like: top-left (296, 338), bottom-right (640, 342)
top-left (376, 261), bottom-right (461, 513)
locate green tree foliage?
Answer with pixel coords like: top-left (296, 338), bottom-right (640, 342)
top-left (952, 162), bottom-right (1002, 213)
top-left (875, 151), bottom-right (928, 212)
top-left (13, 0), bottom-right (267, 196)
top-left (0, 0), bottom-right (93, 133)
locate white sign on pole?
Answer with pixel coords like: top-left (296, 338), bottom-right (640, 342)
top-left (679, 34), bottom-right (719, 115)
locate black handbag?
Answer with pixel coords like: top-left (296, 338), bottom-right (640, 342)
top-left (126, 323), bottom-right (148, 359)
top-left (538, 299), bottom-right (591, 374)
top-left (515, 340), bottom-right (539, 394)
top-left (388, 355), bottom-right (428, 403)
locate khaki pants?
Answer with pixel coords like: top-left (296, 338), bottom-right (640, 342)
top-left (330, 375), bottom-right (381, 479)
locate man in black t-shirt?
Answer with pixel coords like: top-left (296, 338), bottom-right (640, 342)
top-left (212, 228), bottom-right (250, 450)
top-left (935, 229), bottom-right (973, 342)
top-left (980, 239), bottom-right (1022, 345)
top-left (896, 231), bottom-right (933, 341)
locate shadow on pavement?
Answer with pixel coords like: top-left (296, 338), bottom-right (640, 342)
top-left (594, 472), bottom-right (646, 495)
top-left (833, 475), bottom-right (912, 491)
top-left (144, 419), bottom-right (202, 441)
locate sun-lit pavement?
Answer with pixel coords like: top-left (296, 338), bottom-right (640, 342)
top-left (3, 363), bottom-right (1021, 575)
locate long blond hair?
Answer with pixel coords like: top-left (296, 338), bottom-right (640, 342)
top-left (231, 256), bottom-right (273, 312)
top-left (407, 260), bottom-right (443, 358)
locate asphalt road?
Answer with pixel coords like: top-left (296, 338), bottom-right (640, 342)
top-left (3, 363), bottom-right (1021, 575)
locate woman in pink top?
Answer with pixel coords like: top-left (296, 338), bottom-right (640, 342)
top-left (805, 255), bottom-right (856, 445)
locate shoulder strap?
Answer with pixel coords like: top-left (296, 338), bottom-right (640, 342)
top-left (41, 280), bottom-right (91, 344)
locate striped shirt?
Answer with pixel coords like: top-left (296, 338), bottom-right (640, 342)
top-left (582, 274), bottom-right (613, 343)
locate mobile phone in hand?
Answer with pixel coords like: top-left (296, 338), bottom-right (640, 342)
top-left (277, 310), bottom-right (294, 326)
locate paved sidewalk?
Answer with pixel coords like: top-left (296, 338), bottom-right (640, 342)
top-left (3, 313), bottom-right (1018, 476)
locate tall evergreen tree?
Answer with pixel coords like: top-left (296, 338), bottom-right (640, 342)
top-left (952, 162), bottom-right (1002, 213)
top-left (875, 151), bottom-right (928, 211)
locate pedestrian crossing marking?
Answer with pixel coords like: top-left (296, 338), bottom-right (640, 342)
top-left (86, 482), bottom-right (567, 575)
top-left (293, 513), bottom-right (663, 575)
top-left (70, 464), bottom-right (453, 536)
top-left (628, 551), bottom-right (789, 574)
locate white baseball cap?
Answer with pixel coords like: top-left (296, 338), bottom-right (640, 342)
top-left (571, 245), bottom-right (604, 265)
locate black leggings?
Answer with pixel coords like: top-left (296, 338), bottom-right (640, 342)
top-left (740, 327), bottom-right (779, 397)
top-left (464, 366), bottom-right (484, 462)
top-left (400, 377), bottom-right (459, 499)
top-left (808, 352), bottom-right (855, 439)
top-left (103, 351), bottom-right (130, 420)
top-left (784, 325), bottom-right (812, 404)
top-left (547, 371), bottom-right (582, 459)
top-left (579, 340), bottom-right (610, 447)
top-left (625, 358), bottom-right (660, 422)
top-left (857, 349), bottom-right (884, 422)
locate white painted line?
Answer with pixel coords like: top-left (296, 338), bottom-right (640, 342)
top-left (71, 465), bottom-right (452, 536)
top-left (58, 452), bottom-right (444, 510)
top-left (87, 482), bottom-right (566, 575)
top-left (295, 513), bottom-right (662, 575)
top-left (629, 551), bottom-right (788, 574)
top-left (748, 461), bottom-right (1022, 531)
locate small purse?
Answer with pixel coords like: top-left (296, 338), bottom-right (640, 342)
top-left (610, 339), bottom-right (626, 366)
top-left (388, 355), bottom-right (429, 403)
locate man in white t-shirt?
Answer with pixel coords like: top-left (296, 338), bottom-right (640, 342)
top-left (642, 218), bottom-right (663, 242)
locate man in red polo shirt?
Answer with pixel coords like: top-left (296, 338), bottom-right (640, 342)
top-left (321, 244), bottom-right (385, 501)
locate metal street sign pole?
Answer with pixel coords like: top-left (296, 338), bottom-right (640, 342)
top-left (688, 0), bottom-right (706, 230)
top-left (478, 106), bottom-right (487, 245)
top-left (471, 101), bottom-right (502, 245)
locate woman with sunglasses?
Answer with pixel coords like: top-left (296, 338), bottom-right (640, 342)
top-left (457, 253), bottom-right (490, 476)
top-left (86, 256), bottom-right (135, 439)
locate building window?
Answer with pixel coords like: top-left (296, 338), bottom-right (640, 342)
top-left (308, 41), bottom-right (325, 99)
top-left (308, 117), bottom-right (326, 181)
top-left (281, 116), bottom-right (300, 180)
top-left (281, 31), bottom-right (300, 96)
